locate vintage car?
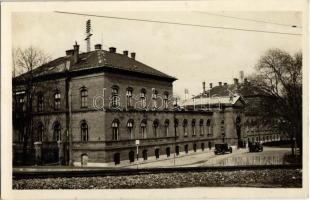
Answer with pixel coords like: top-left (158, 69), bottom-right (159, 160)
top-left (214, 143), bottom-right (233, 155)
top-left (249, 142), bottom-right (264, 152)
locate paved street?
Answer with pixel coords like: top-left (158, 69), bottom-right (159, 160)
top-left (127, 146), bottom-right (291, 168)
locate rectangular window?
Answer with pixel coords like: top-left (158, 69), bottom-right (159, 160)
top-left (126, 90), bottom-right (133, 108)
top-left (152, 90), bottom-right (158, 109)
top-left (164, 94), bottom-right (169, 109)
top-left (111, 88), bottom-right (120, 108)
top-left (140, 92), bottom-right (146, 108)
top-left (112, 127), bottom-right (119, 140)
top-left (54, 93), bottom-right (61, 110)
top-left (184, 127), bottom-right (188, 137)
top-left (165, 126), bottom-right (169, 137)
top-left (81, 89), bottom-right (88, 108)
top-left (38, 95), bottom-right (44, 112)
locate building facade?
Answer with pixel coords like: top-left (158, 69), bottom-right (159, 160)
top-left (182, 78), bottom-right (290, 149)
top-left (13, 43), bottom-right (239, 167)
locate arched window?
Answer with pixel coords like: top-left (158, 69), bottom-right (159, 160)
top-left (112, 119), bottom-right (119, 141)
top-left (164, 119), bottom-right (169, 137)
top-left (183, 119), bottom-right (188, 137)
top-left (36, 122), bottom-right (44, 142)
top-left (152, 89), bottom-right (158, 109)
top-left (127, 119), bottom-right (134, 139)
top-left (163, 91), bottom-right (169, 109)
top-left (192, 119), bottom-right (196, 136)
top-left (140, 88), bottom-right (146, 109)
top-left (37, 93), bottom-right (44, 112)
top-left (199, 119), bottom-right (204, 135)
top-left (54, 91), bottom-right (61, 110)
top-left (153, 119), bottom-right (159, 138)
top-left (126, 87), bottom-right (133, 108)
top-left (80, 87), bottom-right (88, 108)
top-left (53, 122), bottom-right (61, 141)
top-left (141, 119), bottom-right (147, 139)
top-left (81, 120), bottom-right (88, 142)
top-left (111, 86), bottom-right (120, 108)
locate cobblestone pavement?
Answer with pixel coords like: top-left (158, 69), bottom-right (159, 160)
top-left (13, 168), bottom-right (302, 189)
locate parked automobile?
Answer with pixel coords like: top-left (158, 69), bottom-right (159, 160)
top-left (249, 142), bottom-right (263, 152)
top-left (214, 143), bottom-right (233, 155)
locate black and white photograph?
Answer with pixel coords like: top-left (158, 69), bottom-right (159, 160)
top-left (1, 0), bottom-right (308, 199)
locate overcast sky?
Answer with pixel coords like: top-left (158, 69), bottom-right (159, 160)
top-left (12, 11), bottom-right (302, 98)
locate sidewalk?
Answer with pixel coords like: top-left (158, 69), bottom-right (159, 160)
top-left (14, 148), bottom-right (248, 172)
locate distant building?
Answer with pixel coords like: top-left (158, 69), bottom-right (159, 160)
top-left (181, 76), bottom-right (290, 147)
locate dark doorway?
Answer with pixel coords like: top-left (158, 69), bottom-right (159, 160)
top-left (208, 141), bottom-right (212, 150)
top-left (114, 153), bottom-right (120, 165)
top-left (175, 145), bottom-right (180, 156)
top-left (155, 148), bottom-right (160, 159)
top-left (166, 147), bottom-right (170, 157)
top-left (201, 143), bottom-right (205, 151)
top-left (143, 150), bottom-right (148, 160)
top-left (185, 144), bottom-right (188, 154)
top-left (193, 143), bottom-right (197, 152)
top-left (129, 151), bottom-right (135, 163)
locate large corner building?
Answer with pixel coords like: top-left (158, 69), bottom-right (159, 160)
top-left (12, 43), bottom-right (285, 167)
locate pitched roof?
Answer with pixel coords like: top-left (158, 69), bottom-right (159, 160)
top-left (193, 82), bottom-right (267, 99)
top-left (14, 49), bottom-right (177, 82)
top-left (181, 95), bottom-right (243, 107)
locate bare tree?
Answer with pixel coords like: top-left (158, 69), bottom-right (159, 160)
top-left (13, 46), bottom-right (51, 164)
top-left (248, 48), bottom-right (302, 156)
top-left (13, 46), bottom-right (51, 77)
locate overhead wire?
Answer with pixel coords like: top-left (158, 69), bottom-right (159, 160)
top-left (54, 11), bottom-right (301, 36)
top-left (194, 11), bottom-right (301, 28)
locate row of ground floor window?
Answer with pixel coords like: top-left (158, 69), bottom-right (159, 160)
top-left (107, 142), bottom-right (212, 165)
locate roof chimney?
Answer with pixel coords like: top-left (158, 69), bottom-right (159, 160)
top-left (234, 78), bottom-right (239, 85)
top-left (109, 47), bottom-right (116, 53)
top-left (66, 49), bottom-right (74, 56)
top-left (123, 50), bottom-right (129, 56)
top-left (202, 81), bottom-right (206, 93)
top-left (224, 82), bottom-right (228, 86)
top-left (94, 44), bottom-right (102, 50)
top-left (73, 42), bottom-right (79, 64)
top-left (209, 83), bottom-right (213, 89)
top-left (239, 70), bottom-right (244, 82)
top-left (218, 82), bottom-right (222, 87)
top-left (131, 52), bottom-right (136, 60)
